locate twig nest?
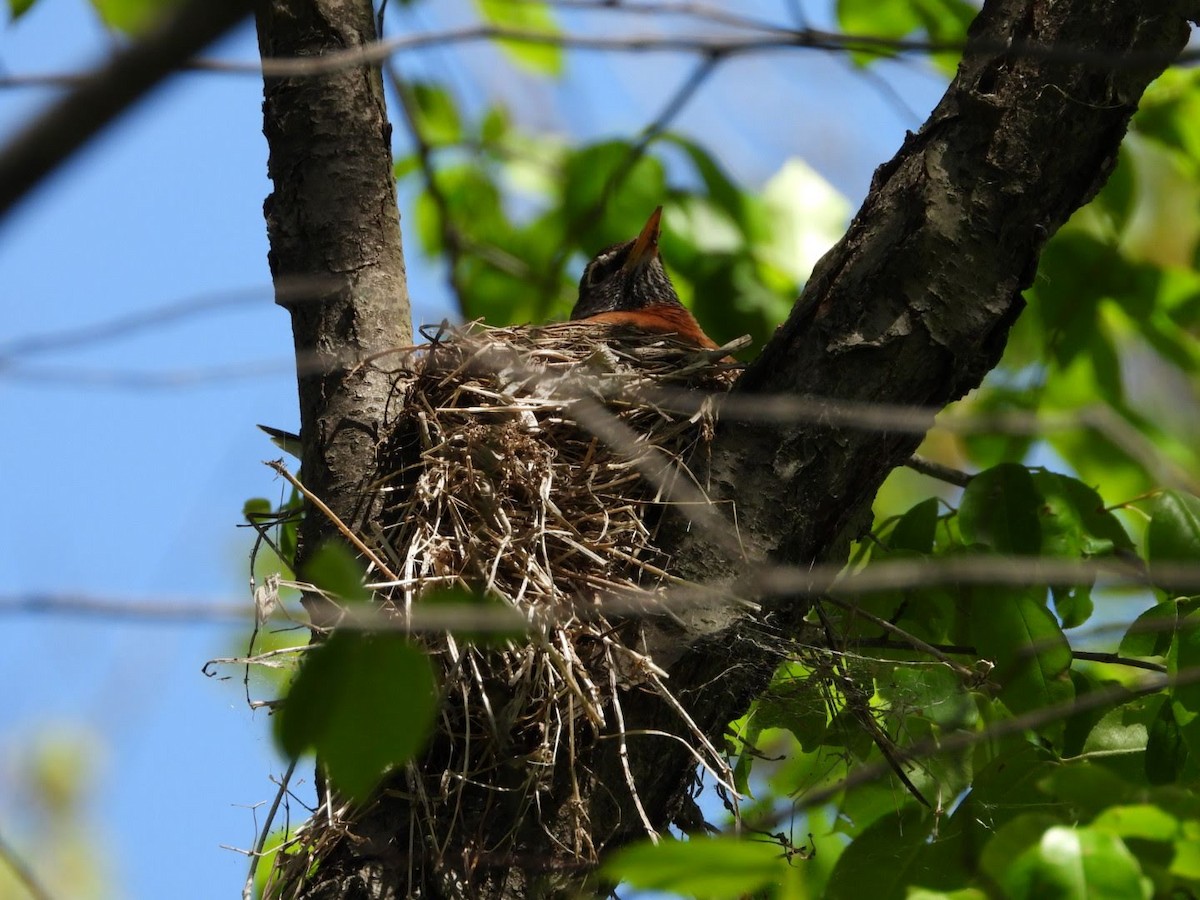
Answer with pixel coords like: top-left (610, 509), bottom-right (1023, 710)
top-left (374, 321), bottom-right (744, 618)
top-left (274, 322), bottom-right (747, 891)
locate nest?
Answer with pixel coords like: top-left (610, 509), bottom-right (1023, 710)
top-left (269, 321), bottom-right (748, 895)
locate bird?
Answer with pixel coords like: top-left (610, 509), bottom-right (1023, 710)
top-left (570, 207), bottom-right (719, 350)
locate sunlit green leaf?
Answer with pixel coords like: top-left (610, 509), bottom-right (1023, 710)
top-left (1003, 826), bottom-right (1148, 900)
top-left (90, 0), bottom-right (177, 32)
top-left (760, 158), bottom-right (850, 284)
top-left (305, 541), bottom-right (371, 604)
top-left (881, 663), bottom-right (975, 730)
top-left (604, 837), bottom-right (785, 898)
top-left (410, 82), bottom-right (462, 146)
top-left (473, 0), bottom-right (563, 75)
top-left (1147, 491), bottom-right (1200, 582)
top-left (1119, 600), bottom-right (1178, 659)
top-left (243, 497), bottom-right (272, 521)
top-left (979, 814), bottom-right (1065, 887)
top-left (836, 0), bottom-right (972, 72)
top-left (968, 587), bottom-right (1072, 722)
top-left (274, 631), bottom-right (437, 802)
top-left (1093, 804), bottom-right (1180, 842)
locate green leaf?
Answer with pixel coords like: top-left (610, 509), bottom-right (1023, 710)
top-left (1147, 490), bottom-right (1200, 589)
top-left (979, 814), bottom-right (1065, 887)
top-left (968, 587), bottom-right (1072, 722)
top-left (394, 154), bottom-right (419, 181)
top-left (473, 0), bottom-right (563, 75)
top-left (410, 82), bottom-right (462, 146)
top-left (1041, 760), bottom-right (1135, 817)
top-left (1168, 599), bottom-right (1200, 761)
top-left (759, 157), bottom-right (851, 283)
top-left (1134, 69), bottom-right (1200, 169)
top-left (958, 463), bottom-right (1043, 555)
top-left (604, 837), bottom-right (785, 898)
top-left (826, 806), bottom-right (942, 898)
top-left (755, 675), bottom-right (829, 751)
top-left (1147, 693), bottom-right (1189, 785)
top-left (90, 0), bottom-right (176, 32)
top-left (660, 134), bottom-right (751, 231)
top-left (1032, 472), bottom-right (1134, 558)
top-left (274, 631), bottom-right (438, 801)
top-left (958, 385), bottom-right (1037, 468)
top-left (479, 105), bottom-right (510, 146)
top-left (305, 541), bottom-right (371, 604)
top-left (243, 497), bottom-right (272, 521)
top-left (1119, 600), bottom-right (1178, 659)
top-left (1093, 805), bottom-right (1180, 842)
top-left (836, 0), bottom-right (971, 72)
top-left (1003, 826), bottom-right (1149, 900)
top-left (1031, 472), bottom-right (1132, 628)
top-left (880, 664), bottom-right (975, 730)
top-left (8, 0), bottom-right (36, 19)
top-left (890, 498), bottom-right (940, 554)
top-left (560, 142), bottom-right (667, 249)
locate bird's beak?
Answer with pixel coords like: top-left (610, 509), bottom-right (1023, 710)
top-left (623, 206), bottom-right (663, 272)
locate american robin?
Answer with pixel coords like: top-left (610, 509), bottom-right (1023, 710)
top-left (570, 207), bottom-right (719, 350)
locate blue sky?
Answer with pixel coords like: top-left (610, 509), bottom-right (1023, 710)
top-left (0, 1), bottom-right (945, 896)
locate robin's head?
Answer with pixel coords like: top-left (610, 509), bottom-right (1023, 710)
top-left (570, 207), bottom-right (682, 320)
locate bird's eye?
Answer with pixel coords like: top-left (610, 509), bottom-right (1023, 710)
top-left (584, 248), bottom-right (625, 286)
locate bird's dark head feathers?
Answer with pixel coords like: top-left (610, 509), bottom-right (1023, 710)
top-left (570, 207), bottom-right (683, 320)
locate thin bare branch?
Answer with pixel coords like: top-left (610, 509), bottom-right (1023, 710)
top-left (0, 0), bottom-right (250, 218)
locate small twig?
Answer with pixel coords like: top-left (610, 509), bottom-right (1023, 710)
top-left (384, 64), bottom-right (469, 314)
top-left (243, 759), bottom-right (299, 900)
top-left (266, 461), bottom-right (400, 583)
top-left (0, 0), bottom-right (250, 218)
top-left (1072, 650), bottom-right (1167, 673)
top-left (607, 650), bottom-right (659, 842)
top-left (904, 454), bottom-right (973, 487)
top-left (819, 594), bottom-right (976, 681)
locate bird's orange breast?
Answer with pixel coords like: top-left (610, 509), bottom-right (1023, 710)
top-left (578, 304), bottom-right (719, 350)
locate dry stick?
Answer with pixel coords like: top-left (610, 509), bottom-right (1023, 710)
top-left (4, 27), bottom-right (1196, 89)
top-left (527, 0), bottom-right (795, 35)
top-left (181, 27), bottom-right (1198, 80)
top-left (10, 555), bottom-right (1200, 629)
top-left (0, 828), bottom-right (55, 900)
top-left (904, 454), bottom-right (973, 487)
top-left (0, 0), bottom-right (250, 218)
top-left (607, 652), bottom-right (659, 843)
top-left (818, 594), bottom-right (975, 680)
top-left (266, 461), bottom-right (400, 583)
top-left (1072, 650), bottom-right (1167, 674)
top-left (242, 759), bottom-right (299, 900)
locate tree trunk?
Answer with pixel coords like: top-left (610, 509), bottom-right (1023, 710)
top-left (255, 0), bottom-right (412, 622)
top-left (253, 0), bottom-right (1199, 896)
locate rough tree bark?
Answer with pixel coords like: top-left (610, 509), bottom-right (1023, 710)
top-left (253, 0), bottom-right (1199, 897)
top-left (254, 0), bottom-right (412, 621)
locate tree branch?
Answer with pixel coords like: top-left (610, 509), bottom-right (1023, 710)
top-left (0, 0), bottom-right (250, 218)
top-left (623, 0), bottom-right (1198, 866)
